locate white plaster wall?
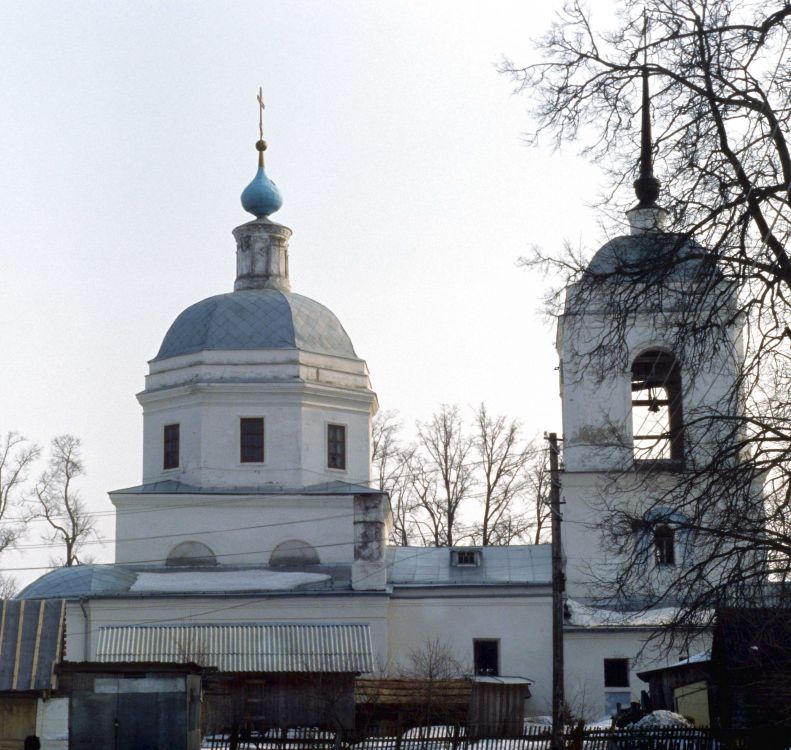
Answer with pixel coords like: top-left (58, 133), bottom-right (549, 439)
top-left (564, 629), bottom-right (710, 721)
top-left (387, 592), bottom-right (554, 714)
top-left (140, 384), bottom-right (373, 489)
top-left (35, 697), bottom-right (68, 750)
top-left (558, 312), bottom-right (740, 474)
top-left (112, 492), bottom-right (355, 565)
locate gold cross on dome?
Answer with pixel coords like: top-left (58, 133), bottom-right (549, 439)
top-left (257, 87), bottom-right (265, 141)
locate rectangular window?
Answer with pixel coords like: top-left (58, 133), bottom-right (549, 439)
top-left (327, 424), bottom-right (346, 470)
top-left (240, 417), bottom-right (265, 463)
top-left (604, 658), bottom-right (629, 688)
top-left (473, 639), bottom-right (499, 676)
top-left (452, 549), bottom-right (481, 567)
top-left (163, 424), bottom-right (180, 470)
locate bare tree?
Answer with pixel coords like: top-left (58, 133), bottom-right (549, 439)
top-left (403, 637), bottom-right (465, 681)
top-left (501, 0), bottom-right (791, 638)
top-left (526, 440), bottom-right (552, 545)
top-left (417, 405), bottom-right (474, 546)
top-left (471, 404), bottom-right (532, 545)
top-left (372, 411), bottom-right (419, 545)
top-left (0, 432), bottom-right (40, 595)
top-left (31, 435), bottom-right (98, 567)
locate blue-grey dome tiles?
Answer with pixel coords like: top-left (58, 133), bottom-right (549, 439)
top-left (155, 289), bottom-right (357, 361)
top-left (586, 234), bottom-right (715, 281)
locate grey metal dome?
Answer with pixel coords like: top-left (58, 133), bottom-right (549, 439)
top-left (155, 289), bottom-right (357, 361)
top-left (586, 234), bottom-right (713, 280)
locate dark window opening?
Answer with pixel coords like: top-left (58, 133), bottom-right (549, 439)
top-left (604, 658), bottom-right (629, 688)
top-left (631, 350), bottom-right (684, 465)
top-left (452, 549), bottom-right (480, 567)
top-left (240, 417), bottom-right (265, 463)
top-left (328, 424), bottom-right (346, 470)
top-left (163, 424), bottom-right (180, 470)
top-left (653, 524), bottom-right (676, 566)
top-left (474, 639), bottom-right (499, 676)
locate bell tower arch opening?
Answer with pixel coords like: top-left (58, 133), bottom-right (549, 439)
top-left (631, 349), bottom-right (684, 466)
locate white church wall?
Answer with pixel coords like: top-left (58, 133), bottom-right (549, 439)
top-left (387, 593), bottom-right (553, 714)
top-left (139, 383), bottom-right (373, 489)
top-left (559, 313), bottom-right (740, 474)
top-left (111, 492), bottom-right (355, 565)
top-left (564, 629), bottom-right (710, 721)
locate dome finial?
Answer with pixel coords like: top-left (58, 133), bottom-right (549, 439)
top-left (633, 14), bottom-right (661, 208)
top-left (241, 87), bottom-right (283, 218)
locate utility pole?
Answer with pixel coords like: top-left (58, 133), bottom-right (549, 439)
top-left (547, 431), bottom-right (564, 750)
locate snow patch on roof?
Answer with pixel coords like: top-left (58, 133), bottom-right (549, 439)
top-left (131, 569), bottom-right (330, 593)
top-left (566, 599), bottom-right (679, 628)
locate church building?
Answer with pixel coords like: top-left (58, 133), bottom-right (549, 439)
top-left (16, 85), bottom-right (733, 744)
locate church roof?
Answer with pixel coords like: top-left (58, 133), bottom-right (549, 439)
top-left (17, 564), bottom-right (352, 600)
top-left (109, 479), bottom-right (383, 496)
top-left (585, 234), bottom-right (713, 280)
top-left (18, 545), bottom-right (551, 600)
top-left (155, 288), bottom-right (357, 361)
top-left (387, 545), bottom-right (551, 586)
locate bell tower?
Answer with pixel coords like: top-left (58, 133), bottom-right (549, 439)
top-left (556, 66), bottom-right (742, 602)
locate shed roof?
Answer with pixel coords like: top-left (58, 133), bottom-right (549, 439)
top-left (95, 622), bottom-right (373, 673)
top-left (0, 599), bottom-right (65, 691)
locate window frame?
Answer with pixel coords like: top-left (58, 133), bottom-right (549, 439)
top-left (653, 524), bottom-right (676, 566)
top-left (603, 658), bottom-right (630, 688)
top-left (163, 423), bottom-right (180, 470)
top-left (327, 423), bottom-right (347, 471)
top-left (631, 349), bottom-right (685, 467)
top-left (451, 549), bottom-right (481, 567)
top-left (239, 416), bottom-right (265, 464)
top-left (473, 639), bottom-right (500, 677)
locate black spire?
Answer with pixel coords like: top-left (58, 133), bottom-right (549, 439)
top-left (633, 64), bottom-right (661, 207)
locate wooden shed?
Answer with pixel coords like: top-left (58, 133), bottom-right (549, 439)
top-left (710, 607), bottom-right (791, 736)
top-left (0, 599), bottom-right (66, 750)
top-left (355, 676), bottom-right (531, 736)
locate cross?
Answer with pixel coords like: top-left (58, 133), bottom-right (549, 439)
top-left (257, 87), bottom-right (265, 141)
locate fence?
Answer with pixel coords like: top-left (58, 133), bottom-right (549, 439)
top-left (202, 724), bottom-right (786, 750)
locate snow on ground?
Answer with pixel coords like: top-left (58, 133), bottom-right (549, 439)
top-left (633, 710), bottom-right (691, 728)
top-left (131, 569), bottom-right (330, 592)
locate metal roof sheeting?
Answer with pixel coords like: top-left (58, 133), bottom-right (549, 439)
top-left (0, 599), bottom-right (65, 691)
top-left (387, 545), bottom-right (552, 585)
top-left (95, 623), bottom-right (373, 673)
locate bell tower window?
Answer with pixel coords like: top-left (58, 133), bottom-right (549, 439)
top-left (163, 423), bottom-right (180, 470)
top-left (653, 524), bottom-right (676, 566)
top-left (240, 417), bottom-right (265, 463)
top-left (327, 424), bottom-right (346, 470)
top-left (631, 350), bottom-right (684, 465)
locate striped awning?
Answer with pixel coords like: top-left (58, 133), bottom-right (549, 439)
top-left (0, 599), bottom-right (65, 691)
top-left (95, 623), bottom-right (373, 673)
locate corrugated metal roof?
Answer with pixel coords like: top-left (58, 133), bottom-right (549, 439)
top-left (387, 545), bottom-right (551, 585)
top-left (95, 623), bottom-right (373, 673)
top-left (0, 599), bottom-right (64, 691)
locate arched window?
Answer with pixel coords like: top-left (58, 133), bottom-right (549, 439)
top-left (653, 525), bottom-right (676, 566)
top-left (166, 541), bottom-right (217, 567)
top-left (631, 350), bottom-right (684, 464)
top-left (269, 539), bottom-right (320, 566)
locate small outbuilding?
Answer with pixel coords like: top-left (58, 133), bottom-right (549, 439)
top-left (0, 599), bottom-right (67, 750)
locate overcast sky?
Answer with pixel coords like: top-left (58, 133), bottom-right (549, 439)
top-left (1, 0), bottom-right (621, 585)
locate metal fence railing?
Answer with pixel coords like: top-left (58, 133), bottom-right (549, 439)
top-left (201, 724), bottom-right (791, 750)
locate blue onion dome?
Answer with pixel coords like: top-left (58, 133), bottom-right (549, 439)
top-left (241, 139), bottom-right (283, 217)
